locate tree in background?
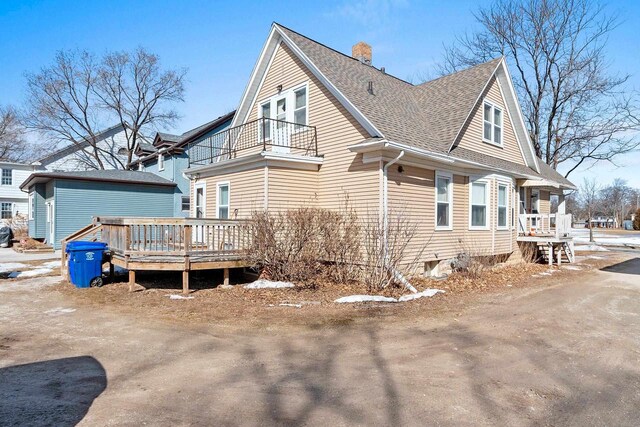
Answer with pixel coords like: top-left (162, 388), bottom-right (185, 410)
top-left (600, 178), bottom-right (631, 227)
top-left (578, 177), bottom-right (601, 242)
top-left (634, 208), bottom-right (640, 230)
top-left (440, 0), bottom-right (640, 176)
top-left (24, 48), bottom-right (186, 169)
top-left (0, 105), bottom-right (31, 162)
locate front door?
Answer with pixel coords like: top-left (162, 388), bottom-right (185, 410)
top-left (45, 201), bottom-right (54, 246)
top-left (273, 95), bottom-right (290, 153)
top-left (194, 184), bottom-right (206, 243)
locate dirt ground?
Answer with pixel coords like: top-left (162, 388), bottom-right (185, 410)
top-left (1, 252), bottom-right (640, 426)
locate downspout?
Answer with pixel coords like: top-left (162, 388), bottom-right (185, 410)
top-left (382, 150), bottom-right (417, 293)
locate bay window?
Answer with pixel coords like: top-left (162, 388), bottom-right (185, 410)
top-left (470, 180), bottom-right (489, 229)
top-left (498, 183), bottom-right (508, 228)
top-left (436, 172), bottom-right (452, 229)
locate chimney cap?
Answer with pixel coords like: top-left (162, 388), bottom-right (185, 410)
top-left (352, 41), bottom-right (372, 65)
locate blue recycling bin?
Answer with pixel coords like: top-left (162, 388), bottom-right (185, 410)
top-left (66, 241), bottom-right (108, 288)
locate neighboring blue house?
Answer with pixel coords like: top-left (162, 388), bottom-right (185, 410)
top-left (21, 170), bottom-right (176, 249)
top-left (129, 111), bottom-right (235, 217)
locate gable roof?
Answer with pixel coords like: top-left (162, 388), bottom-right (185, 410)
top-left (34, 124), bottom-right (125, 165)
top-left (20, 170), bottom-right (176, 191)
top-left (131, 111), bottom-right (235, 166)
top-left (233, 23), bottom-right (570, 187)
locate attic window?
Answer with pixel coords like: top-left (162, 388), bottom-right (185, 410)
top-left (158, 154), bottom-right (165, 171)
top-left (483, 101), bottom-right (503, 146)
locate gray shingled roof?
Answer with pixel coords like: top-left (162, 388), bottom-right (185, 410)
top-left (279, 25), bottom-right (500, 155)
top-left (277, 24), bottom-right (574, 188)
top-left (20, 170), bottom-right (176, 190)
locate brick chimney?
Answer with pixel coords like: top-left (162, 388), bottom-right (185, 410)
top-left (352, 41), bottom-right (372, 65)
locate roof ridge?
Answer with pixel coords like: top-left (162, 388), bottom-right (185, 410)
top-left (274, 22), bottom-right (415, 87)
top-left (416, 57), bottom-right (503, 88)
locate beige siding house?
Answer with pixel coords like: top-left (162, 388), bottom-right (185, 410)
top-left (185, 23), bottom-right (576, 273)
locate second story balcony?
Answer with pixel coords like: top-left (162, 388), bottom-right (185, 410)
top-left (188, 118), bottom-right (318, 167)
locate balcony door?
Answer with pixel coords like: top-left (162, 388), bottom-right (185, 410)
top-left (273, 95), bottom-right (290, 153)
top-left (258, 83), bottom-right (308, 155)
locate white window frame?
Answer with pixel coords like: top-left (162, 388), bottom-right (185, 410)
top-left (469, 178), bottom-right (490, 230)
top-left (497, 182), bottom-right (509, 230)
top-left (482, 101), bottom-right (503, 147)
top-left (158, 154), bottom-right (165, 171)
top-left (193, 182), bottom-right (206, 218)
top-left (28, 192), bottom-right (34, 220)
top-left (257, 81), bottom-right (310, 133)
top-left (216, 182), bottom-right (230, 219)
top-left (138, 162), bottom-right (144, 171)
top-left (435, 171), bottom-right (453, 231)
top-left (1, 168), bottom-right (12, 186)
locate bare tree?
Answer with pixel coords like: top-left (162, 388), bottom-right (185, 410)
top-left (96, 48), bottom-right (186, 166)
top-left (578, 177), bottom-right (601, 242)
top-left (0, 105), bottom-right (30, 162)
top-left (600, 178), bottom-right (631, 227)
top-left (440, 0), bottom-right (640, 176)
top-left (24, 48), bottom-right (186, 169)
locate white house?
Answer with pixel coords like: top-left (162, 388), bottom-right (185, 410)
top-left (0, 161), bottom-right (37, 221)
top-left (32, 124), bottom-right (134, 172)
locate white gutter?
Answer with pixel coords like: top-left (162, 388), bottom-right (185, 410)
top-left (380, 149), bottom-right (418, 294)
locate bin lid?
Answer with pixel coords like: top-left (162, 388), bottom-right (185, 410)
top-left (66, 241), bottom-right (108, 252)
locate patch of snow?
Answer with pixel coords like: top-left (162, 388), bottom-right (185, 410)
top-left (0, 263), bottom-right (27, 273)
top-left (40, 261), bottom-right (61, 269)
top-left (167, 294), bottom-right (194, 300)
top-left (571, 228), bottom-right (640, 247)
top-left (8, 268), bottom-right (53, 278)
top-left (335, 295), bottom-right (398, 304)
top-left (398, 289), bottom-right (444, 302)
top-left (586, 255), bottom-right (605, 260)
top-left (44, 307), bottom-right (76, 315)
top-left (563, 265), bottom-right (582, 271)
top-left (575, 244), bottom-right (609, 252)
top-left (279, 303), bottom-right (302, 308)
top-left (244, 279), bottom-right (295, 289)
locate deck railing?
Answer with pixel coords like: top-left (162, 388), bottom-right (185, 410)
top-left (518, 213), bottom-right (572, 239)
top-left (96, 217), bottom-right (251, 257)
top-left (188, 117), bottom-right (318, 166)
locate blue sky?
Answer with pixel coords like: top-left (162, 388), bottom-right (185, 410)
top-left (1, 0), bottom-right (639, 187)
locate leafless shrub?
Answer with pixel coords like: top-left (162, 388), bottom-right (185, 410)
top-left (453, 239), bottom-right (499, 279)
top-left (248, 206), bottom-right (425, 290)
top-left (518, 242), bottom-right (540, 263)
top-left (360, 208), bottom-right (425, 291)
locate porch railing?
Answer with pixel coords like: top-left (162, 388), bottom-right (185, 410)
top-left (518, 213), bottom-right (572, 239)
top-left (188, 117), bottom-right (318, 167)
top-left (96, 217), bottom-right (251, 257)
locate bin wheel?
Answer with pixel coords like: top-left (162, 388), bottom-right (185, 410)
top-left (90, 277), bottom-right (104, 288)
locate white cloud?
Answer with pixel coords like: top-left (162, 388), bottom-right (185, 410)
top-left (330, 0), bottom-right (409, 26)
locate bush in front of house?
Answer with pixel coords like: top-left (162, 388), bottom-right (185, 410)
top-left (247, 206), bottom-right (422, 291)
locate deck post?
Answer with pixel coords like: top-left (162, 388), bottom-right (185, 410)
top-left (182, 270), bottom-right (190, 294)
top-left (128, 270), bottom-right (136, 292)
top-left (223, 268), bottom-right (230, 286)
top-left (109, 262), bottom-right (114, 282)
top-left (183, 256), bottom-right (191, 294)
top-left (557, 246), bottom-right (562, 267)
top-left (548, 243), bottom-right (553, 267)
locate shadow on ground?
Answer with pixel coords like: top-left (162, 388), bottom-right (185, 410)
top-left (600, 257), bottom-right (640, 275)
top-left (0, 356), bottom-right (106, 426)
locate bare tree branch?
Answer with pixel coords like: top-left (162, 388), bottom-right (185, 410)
top-left (23, 48), bottom-right (186, 169)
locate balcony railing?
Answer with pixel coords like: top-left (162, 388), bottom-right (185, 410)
top-left (188, 118), bottom-right (318, 167)
top-left (518, 213), bottom-right (572, 239)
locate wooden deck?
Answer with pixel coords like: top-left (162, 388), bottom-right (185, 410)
top-left (62, 216), bottom-right (252, 293)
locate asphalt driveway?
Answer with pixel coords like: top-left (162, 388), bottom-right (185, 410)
top-left (1, 254), bottom-right (640, 426)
